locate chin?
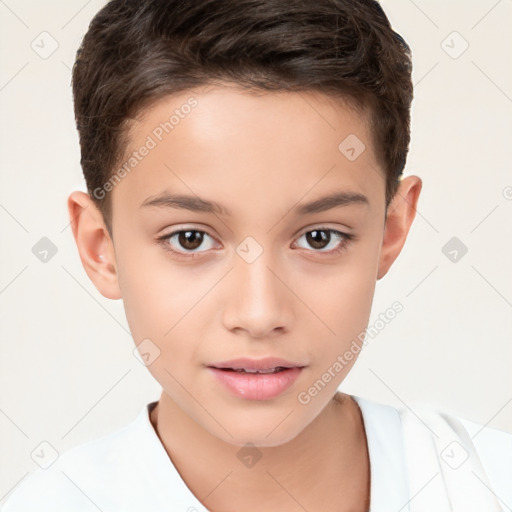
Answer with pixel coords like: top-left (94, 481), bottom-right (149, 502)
top-left (205, 413), bottom-right (308, 448)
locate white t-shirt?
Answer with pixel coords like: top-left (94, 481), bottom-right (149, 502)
top-left (1, 395), bottom-right (510, 511)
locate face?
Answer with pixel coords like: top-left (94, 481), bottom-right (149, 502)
top-left (72, 84), bottom-right (419, 448)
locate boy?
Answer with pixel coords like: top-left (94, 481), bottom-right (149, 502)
top-left (2, 0), bottom-right (510, 511)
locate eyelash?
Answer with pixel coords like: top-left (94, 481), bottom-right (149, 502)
top-left (156, 227), bottom-right (354, 259)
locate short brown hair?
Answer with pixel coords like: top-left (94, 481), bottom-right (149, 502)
top-left (72, 0), bottom-right (413, 237)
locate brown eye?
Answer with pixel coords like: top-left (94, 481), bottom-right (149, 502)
top-left (305, 230), bottom-right (331, 250)
top-left (157, 229), bottom-right (217, 255)
top-left (295, 228), bottom-right (352, 254)
top-left (177, 230), bottom-right (204, 251)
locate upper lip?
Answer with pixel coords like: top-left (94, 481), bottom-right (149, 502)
top-left (207, 357), bottom-right (306, 371)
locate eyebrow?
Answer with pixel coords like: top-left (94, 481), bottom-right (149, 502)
top-left (140, 190), bottom-right (369, 216)
top-left (295, 190), bottom-right (369, 214)
top-left (140, 193), bottom-right (232, 216)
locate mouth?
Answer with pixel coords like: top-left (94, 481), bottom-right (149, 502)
top-left (214, 366), bottom-right (291, 374)
top-left (208, 357), bottom-right (305, 372)
top-left (206, 357), bottom-right (306, 400)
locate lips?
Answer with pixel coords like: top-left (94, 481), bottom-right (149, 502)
top-left (207, 357), bottom-right (306, 400)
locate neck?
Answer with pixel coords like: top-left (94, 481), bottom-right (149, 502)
top-left (150, 391), bottom-right (370, 512)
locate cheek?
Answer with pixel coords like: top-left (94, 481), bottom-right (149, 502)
top-left (339, 265), bottom-right (376, 325)
top-left (116, 247), bottom-right (217, 372)
top-left (303, 247), bottom-right (379, 347)
top-left (314, 277), bottom-right (376, 367)
top-left (295, 260), bottom-right (377, 403)
top-left (115, 246), bottom-right (191, 343)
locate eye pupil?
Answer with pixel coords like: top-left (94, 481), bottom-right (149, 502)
top-left (306, 230), bottom-right (330, 249)
top-left (179, 230), bottom-right (203, 250)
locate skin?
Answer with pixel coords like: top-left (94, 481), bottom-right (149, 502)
top-left (68, 83), bottom-right (421, 511)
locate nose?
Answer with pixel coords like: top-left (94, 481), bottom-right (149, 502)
top-left (221, 249), bottom-right (294, 339)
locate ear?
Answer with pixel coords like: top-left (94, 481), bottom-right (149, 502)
top-left (377, 175), bottom-right (422, 280)
top-left (67, 191), bottom-right (122, 300)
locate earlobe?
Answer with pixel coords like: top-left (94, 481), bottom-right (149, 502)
top-left (67, 191), bottom-right (122, 300)
top-left (377, 175), bottom-right (422, 280)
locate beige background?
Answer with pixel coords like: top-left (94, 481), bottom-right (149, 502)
top-left (1, 0), bottom-right (511, 502)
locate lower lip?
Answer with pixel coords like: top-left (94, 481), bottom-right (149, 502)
top-left (208, 367), bottom-right (303, 400)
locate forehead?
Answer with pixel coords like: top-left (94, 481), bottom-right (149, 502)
top-left (111, 84), bottom-right (385, 224)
